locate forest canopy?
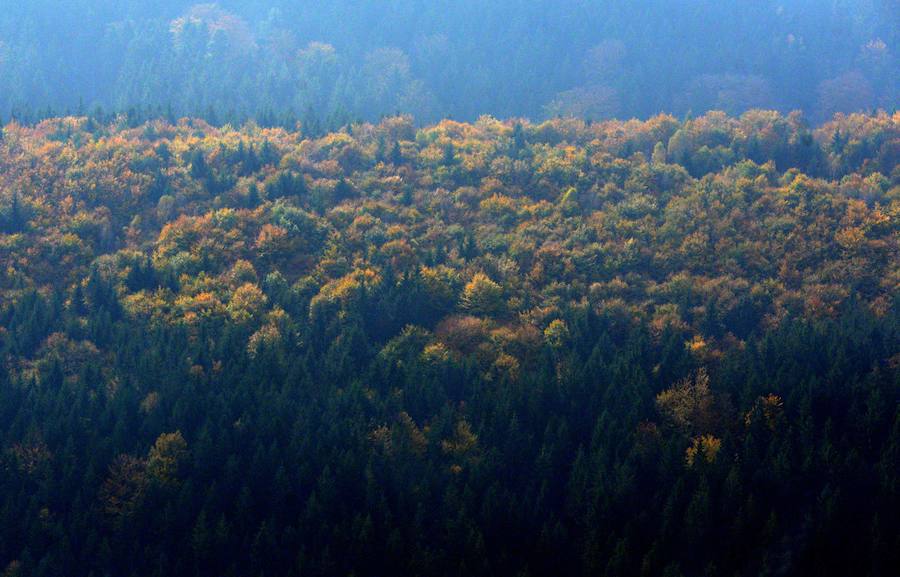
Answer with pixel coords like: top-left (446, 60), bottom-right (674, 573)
top-left (0, 110), bottom-right (898, 576)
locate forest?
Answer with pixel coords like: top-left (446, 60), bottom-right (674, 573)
top-left (0, 109), bottom-right (898, 576)
top-left (0, 1), bottom-right (897, 126)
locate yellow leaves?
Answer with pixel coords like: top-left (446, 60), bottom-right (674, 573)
top-left (685, 434), bottom-right (722, 467)
top-left (532, 143), bottom-right (586, 182)
top-left (122, 289), bottom-right (173, 324)
top-left (317, 131), bottom-right (356, 154)
top-left (744, 394), bottom-right (784, 431)
top-left (370, 412), bottom-right (428, 458)
top-left (558, 186), bottom-right (580, 215)
top-left (229, 259), bottom-right (258, 286)
top-left (147, 431), bottom-right (188, 487)
top-left (685, 335), bottom-right (708, 356)
top-left (247, 322), bottom-right (282, 357)
top-left (227, 283), bottom-right (267, 323)
top-left (419, 265), bottom-right (458, 306)
top-left (2, 111), bottom-right (898, 390)
top-left (175, 291), bottom-right (224, 322)
top-left (461, 272), bottom-right (504, 317)
top-left (479, 194), bottom-right (519, 224)
top-left (101, 431), bottom-right (188, 521)
top-left (488, 352), bottom-right (521, 382)
top-left (316, 268), bottom-right (381, 304)
top-left (543, 319), bottom-right (570, 349)
top-left (421, 342), bottom-right (452, 364)
top-left (441, 419), bottom-right (479, 471)
top-left (656, 369), bottom-right (716, 434)
top-left (310, 267), bottom-right (382, 321)
top-left (419, 119), bottom-right (480, 143)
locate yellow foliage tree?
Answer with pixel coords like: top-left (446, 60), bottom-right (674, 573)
top-left (147, 431), bottom-right (188, 487)
top-left (543, 319), bottom-right (570, 350)
top-left (655, 369), bottom-right (717, 434)
top-left (685, 434), bottom-right (722, 467)
top-left (227, 283), bottom-right (267, 323)
top-left (461, 273), bottom-right (504, 317)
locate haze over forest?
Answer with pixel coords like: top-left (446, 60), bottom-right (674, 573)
top-left (1, 1), bottom-right (897, 126)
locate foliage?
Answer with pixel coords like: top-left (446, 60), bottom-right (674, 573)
top-left (0, 111), bottom-right (897, 576)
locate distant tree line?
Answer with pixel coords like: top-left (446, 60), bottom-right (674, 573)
top-left (0, 0), bottom-right (897, 125)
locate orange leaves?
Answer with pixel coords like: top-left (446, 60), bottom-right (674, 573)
top-left (255, 223), bottom-right (289, 257)
top-left (0, 110), bottom-right (896, 364)
top-left (434, 315), bottom-right (489, 356)
top-left (834, 226), bottom-right (866, 251)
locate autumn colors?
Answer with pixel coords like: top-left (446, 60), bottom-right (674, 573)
top-left (0, 108), bottom-right (897, 575)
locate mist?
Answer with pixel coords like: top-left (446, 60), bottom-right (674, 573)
top-left (1, 0), bottom-right (896, 126)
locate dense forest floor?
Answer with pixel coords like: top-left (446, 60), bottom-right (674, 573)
top-left (0, 110), bottom-right (898, 576)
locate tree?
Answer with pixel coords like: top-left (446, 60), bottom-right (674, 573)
top-left (227, 283), bottom-right (268, 323)
top-left (652, 141), bottom-right (667, 165)
top-left (1, 191), bottom-right (26, 233)
top-left (544, 319), bottom-right (570, 350)
top-left (390, 141), bottom-right (403, 165)
top-left (99, 455), bottom-right (147, 521)
top-left (461, 273), bottom-right (504, 317)
top-left (655, 369), bottom-right (718, 434)
top-left (147, 431), bottom-right (188, 487)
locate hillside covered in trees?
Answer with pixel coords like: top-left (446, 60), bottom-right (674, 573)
top-left (0, 110), bottom-right (898, 576)
top-left (1, 1), bottom-right (897, 126)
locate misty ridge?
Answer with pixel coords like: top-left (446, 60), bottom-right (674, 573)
top-left (0, 0), bottom-right (897, 128)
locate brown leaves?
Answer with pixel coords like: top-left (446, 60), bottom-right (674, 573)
top-left (99, 454), bottom-right (147, 521)
top-left (99, 431), bottom-right (189, 522)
